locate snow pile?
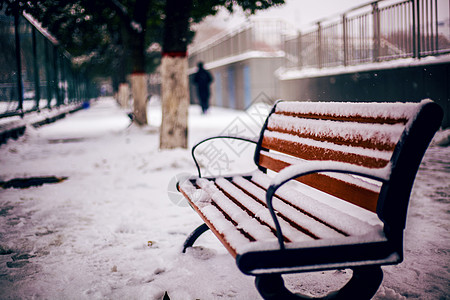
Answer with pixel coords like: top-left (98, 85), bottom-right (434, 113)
top-left (0, 97), bottom-right (448, 299)
top-left (267, 113), bottom-right (404, 147)
top-left (275, 100), bottom-right (426, 121)
top-left (432, 128), bottom-right (450, 147)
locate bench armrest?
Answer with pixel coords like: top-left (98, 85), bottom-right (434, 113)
top-left (266, 161), bottom-right (391, 250)
top-left (192, 135), bottom-right (259, 177)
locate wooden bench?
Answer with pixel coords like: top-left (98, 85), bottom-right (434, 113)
top-left (178, 99), bottom-right (443, 299)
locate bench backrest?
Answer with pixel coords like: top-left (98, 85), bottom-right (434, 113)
top-left (254, 100), bottom-right (443, 233)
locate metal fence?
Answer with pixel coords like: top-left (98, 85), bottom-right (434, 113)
top-left (0, 9), bottom-right (93, 118)
top-left (284, 0), bottom-right (450, 69)
top-left (188, 19), bottom-right (294, 69)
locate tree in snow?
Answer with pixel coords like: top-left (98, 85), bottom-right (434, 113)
top-left (160, 0), bottom-right (285, 149)
top-left (0, 0), bottom-right (163, 125)
top-left (0, 0), bottom-right (285, 141)
top-left (107, 0), bottom-right (163, 125)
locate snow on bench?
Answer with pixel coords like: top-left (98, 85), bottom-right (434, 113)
top-left (177, 99), bottom-right (443, 299)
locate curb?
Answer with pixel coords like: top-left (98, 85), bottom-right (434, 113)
top-left (0, 104), bottom-right (85, 146)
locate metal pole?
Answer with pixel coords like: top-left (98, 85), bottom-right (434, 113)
top-left (44, 40), bottom-right (52, 108)
top-left (434, 0), bottom-right (438, 53)
top-left (343, 14), bottom-right (348, 66)
top-left (53, 46), bottom-right (61, 106)
top-left (425, 0), bottom-right (429, 53)
top-left (317, 22), bottom-right (322, 68)
top-left (14, 11), bottom-right (24, 114)
top-left (372, 2), bottom-right (380, 62)
top-left (417, 0), bottom-right (421, 58)
top-left (60, 55), bottom-right (66, 105)
top-left (412, 0), bottom-right (417, 57)
top-left (297, 31), bottom-right (303, 68)
top-left (32, 27), bottom-right (41, 110)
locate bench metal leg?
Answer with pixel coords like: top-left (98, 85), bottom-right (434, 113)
top-left (255, 266), bottom-right (383, 300)
top-left (182, 223), bottom-right (210, 253)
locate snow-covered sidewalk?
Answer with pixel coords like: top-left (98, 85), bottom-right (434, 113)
top-left (0, 97), bottom-right (448, 299)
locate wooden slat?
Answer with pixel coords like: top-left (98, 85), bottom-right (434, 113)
top-left (275, 111), bottom-right (408, 125)
top-left (228, 180), bottom-right (320, 240)
top-left (266, 122), bottom-right (396, 151)
top-left (232, 177), bottom-right (346, 239)
top-left (179, 187), bottom-right (240, 257)
top-left (212, 181), bottom-right (279, 241)
top-left (261, 135), bottom-right (390, 169)
top-left (215, 178), bottom-right (313, 242)
top-left (246, 179), bottom-right (350, 237)
top-left (259, 153), bottom-right (380, 213)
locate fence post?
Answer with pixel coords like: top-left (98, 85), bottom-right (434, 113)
top-left (53, 46), bottom-right (61, 106)
top-left (60, 54), bottom-right (66, 105)
top-left (434, 0), bottom-right (438, 54)
top-left (414, 0), bottom-right (421, 58)
top-left (317, 22), bottom-right (322, 68)
top-left (297, 31), bottom-right (303, 68)
top-left (44, 40), bottom-right (53, 108)
top-left (14, 11), bottom-right (24, 114)
top-left (372, 2), bottom-right (381, 62)
top-left (31, 27), bottom-right (41, 110)
top-left (342, 14), bottom-right (348, 66)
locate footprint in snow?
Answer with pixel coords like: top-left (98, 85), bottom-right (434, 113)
top-left (185, 246), bottom-right (216, 260)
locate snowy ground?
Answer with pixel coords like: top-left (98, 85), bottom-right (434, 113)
top-left (0, 97), bottom-right (448, 299)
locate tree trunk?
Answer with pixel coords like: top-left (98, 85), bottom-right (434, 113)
top-left (117, 82), bottom-right (130, 108)
top-left (124, 0), bottom-right (151, 126)
top-left (160, 56), bottom-right (189, 149)
top-left (129, 27), bottom-right (148, 125)
top-left (131, 73), bottom-right (148, 125)
top-left (160, 0), bottom-right (193, 149)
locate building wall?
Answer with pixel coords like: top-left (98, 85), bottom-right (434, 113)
top-left (190, 56), bottom-right (283, 110)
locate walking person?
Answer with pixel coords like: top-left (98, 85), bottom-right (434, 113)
top-left (193, 62), bottom-right (213, 114)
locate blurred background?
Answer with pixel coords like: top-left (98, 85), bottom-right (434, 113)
top-left (1, 0), bottom-right (449, 126)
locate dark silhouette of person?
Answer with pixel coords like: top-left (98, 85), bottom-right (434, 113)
top-left (193, 62), bottom-right (213, 114)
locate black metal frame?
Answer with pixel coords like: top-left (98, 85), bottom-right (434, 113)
top-left (255, 266), bottom-right (383, 300)
top-left (181, 100), bottom-right (443, 300)
top-left (253, 99), bottom-right (282, 170)
top-left (182, 223), bottom-right (210, 253)
top-left (191, 135), bottom-right (259, 178)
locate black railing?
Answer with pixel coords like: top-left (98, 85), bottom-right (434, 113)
top-left (0, 9), bottom-right (93, 118)
top-left (188, 19), bottom-right (292, 69)
top-left (284, 0), bottom-right (450, 69)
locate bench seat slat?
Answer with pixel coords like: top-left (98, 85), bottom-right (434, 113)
top-left (213, 178), bottom-right (314, 243)
top-left (250, 171), bottom-right (379, 237)
top-left (232, 176), bottom-right (344, 239)
top-left (179, 180), bottom-right (249, 257)
top-left (259, 152), bottom-right (380, 212)
top-left (196, 178), bottom-right (277, 242)
top-left (179, 170), bottom-right (380, 257)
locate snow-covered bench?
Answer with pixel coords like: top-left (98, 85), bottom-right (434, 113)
top-left (178, 100), bottom-right (443, 299)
